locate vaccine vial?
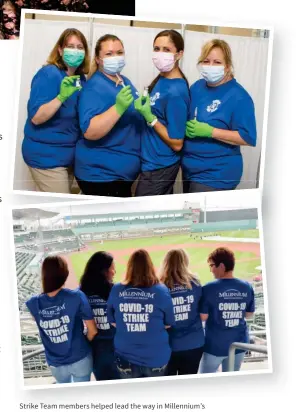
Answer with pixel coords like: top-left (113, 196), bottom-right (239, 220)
top-left (75, 78), bottom-right (81, 88)
top-left (143, 86), bottom-right (149, 97)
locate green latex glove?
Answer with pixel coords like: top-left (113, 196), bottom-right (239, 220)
top-left (134, 94), bottom-right (156, 124)
top-left (186, 119), bottom-right (214, 138)
top-left (57, 75), bottom-right (82, 103)
top-left (115, 85), bottom-right (134, 116)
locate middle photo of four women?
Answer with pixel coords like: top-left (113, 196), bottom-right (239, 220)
top-left (19, 17), bottom-right (263, 198)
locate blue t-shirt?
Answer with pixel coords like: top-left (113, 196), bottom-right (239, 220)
top-left (200, 278), bottom-right (255, 356)
top-left (26, 288), bottom-right (93, 367)
top-left (87, 294), bottom-right (115, 340)
top-left (168, 281), bottom-right (204, 352)
top-left (106, 283), bottom-right (175, 368)
top-left (22, 65), bottom-right (85, 169)
top-left (75, 71), bottom-right (142, 182)
top-left (141, 77), bottom-right (190, 172)
top-left (181, 79), bottom-right (257, 189)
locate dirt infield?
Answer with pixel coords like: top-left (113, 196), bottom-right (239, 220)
top-left (63, 254), bottom-right (79, 289)
top-left (63, 240), bottom-right (260, 290)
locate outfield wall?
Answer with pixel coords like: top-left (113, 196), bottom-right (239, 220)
top-left (78, 226), bottom-right (191, 241)
top-left (76, 220), bottom-right (258, 242)
top-left (191, 219), bottom-right (257, 233)
top-left (199, 209), bottom-right (258, 223)
top-left (73, 220), bottom-right (191, 236)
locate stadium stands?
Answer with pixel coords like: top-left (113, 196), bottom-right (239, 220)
top-left (14, 206), bottom-right (266, 383)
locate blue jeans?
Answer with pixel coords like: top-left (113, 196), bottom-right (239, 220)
top-left (116, 354), bottom-right (167, 379)
top-left (49, 353), bottom-right (93, 384)
top-left (199, 351), bottom-right (245, 373)
top-left (92, 338), bottom-right (119, 381)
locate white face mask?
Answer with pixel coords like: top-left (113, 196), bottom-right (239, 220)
top-left (101, 55), bottom-right (126, 75)
top-left (200, 65), bottom-right (225, 84)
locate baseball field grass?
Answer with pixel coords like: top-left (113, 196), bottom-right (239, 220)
top-left (68, 231), bottom-right (261, 285)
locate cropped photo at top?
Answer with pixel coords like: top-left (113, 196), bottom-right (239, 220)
top-left (0, 0), bottom-right (136, 39)
top-left (13, 11), bottom-right (273, 197)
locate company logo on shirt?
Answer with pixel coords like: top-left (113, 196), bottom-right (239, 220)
top-left (219, 289), bottom-right (248, 299)
top-left (38, 303), bottom-right (66, 318)
top-left (88, 296), bottom-right (106, 304)
top-left (150, 92), bottom-right (160, 106)
top-left (207, 99), bottom-right (221, 113)
top-left (170, 285), bottom-right (188, 294)
top-left (119, 288), bottom-right (155, 300)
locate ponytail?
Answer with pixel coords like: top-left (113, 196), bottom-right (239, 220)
top-left (179, 68), bottom-right (190, 91)
top-left (88, 57), bottom-right (99, 79)
top-left (148, 67), bottom-right (189, 94)
top-left (148, 74), bottom-right (161, 94)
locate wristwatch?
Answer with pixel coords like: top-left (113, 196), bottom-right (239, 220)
top-left (147, 117), bottom-right (158, 127)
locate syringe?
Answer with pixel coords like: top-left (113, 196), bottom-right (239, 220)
top-left (194, 107), bottom-right (198, 120)
top-left (116, 73), bottom-right (126, 88)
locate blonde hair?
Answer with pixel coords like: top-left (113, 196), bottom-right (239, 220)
top-left (122, 249), bottom-right (159, 288)
top-left (159, 249), bottom-right (200, 290)
top-left (46, 28), bottom-right (90, 75)
top-left (88, 34), bottom-right (124, 79)
top-left (198, 39), bottom-right (234, 76)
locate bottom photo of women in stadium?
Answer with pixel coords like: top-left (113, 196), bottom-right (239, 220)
top-left (13, 191), bottom-right (270, 387)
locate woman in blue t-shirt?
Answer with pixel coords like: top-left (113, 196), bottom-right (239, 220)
top-left (26, 256), bottom-right (98, 384)
top-left (199, 247), bottom-right (255, 373)
top-left (134, 30), bottom-right (190, 196)
top-left (80, 251), bottom-right (119, 381)
top-left (182, 39), bottom-right (257, 192)
top-left (75, 34), bottom-right (142, 197)
top-left (159, 249), bottom-right (204, 375)
top-left (22, 28), bottom-right (90, 193)
top-left (107, 249), bottom-right (175, 379)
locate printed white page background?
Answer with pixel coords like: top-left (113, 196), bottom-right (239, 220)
top-left (0, 0), bottom-right (295, 411)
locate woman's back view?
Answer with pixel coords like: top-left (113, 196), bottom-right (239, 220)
top-left (80, 251), bottom-right (119, 381)
top-left (160, 249), bottom-right (204, 375)
top-left (26, 255), bottom-right (97, 384)
top-left (107, 249), bottom-right (175, 379)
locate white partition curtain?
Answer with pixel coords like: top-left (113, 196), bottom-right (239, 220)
top-left (14, 19), bottom-right (269, 192)
top-left (182, 31), bottom-right (269, 190)
top-left (14, 20), bottom-right (90, 191)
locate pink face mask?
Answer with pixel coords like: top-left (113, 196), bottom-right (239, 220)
top-left (152, 52), bottom-right (176, 72)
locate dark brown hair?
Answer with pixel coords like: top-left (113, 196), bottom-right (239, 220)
top-left (42, 256), bottom-right (69, 294)
top-left (149, 29), bottom-right (189, 93)
top-left (88, 34), bottom-right (124, 78)
top-left (80, 251), bottom-right (114, 300)
top-left (122, 249), bottom-right (159, 288)
top-left (207, 247), bottom-right (235, 272)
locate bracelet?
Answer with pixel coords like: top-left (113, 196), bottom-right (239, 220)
top-left (147, 117), bottom-right (158, 127)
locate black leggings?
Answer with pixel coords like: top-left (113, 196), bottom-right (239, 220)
top-left (167, 347), bottom-right (204, 375)
top-left (183, 180), bottom-right (228, 193)
top-left (135, 162), bottom-right (180, 197)
top-left (76, 178), bottom-right (133, 197)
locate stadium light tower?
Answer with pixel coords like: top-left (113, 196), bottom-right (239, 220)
top-left (69, 205), bottom-right (73, 228)
top-left (36, 215), bottom-right (45, 255)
